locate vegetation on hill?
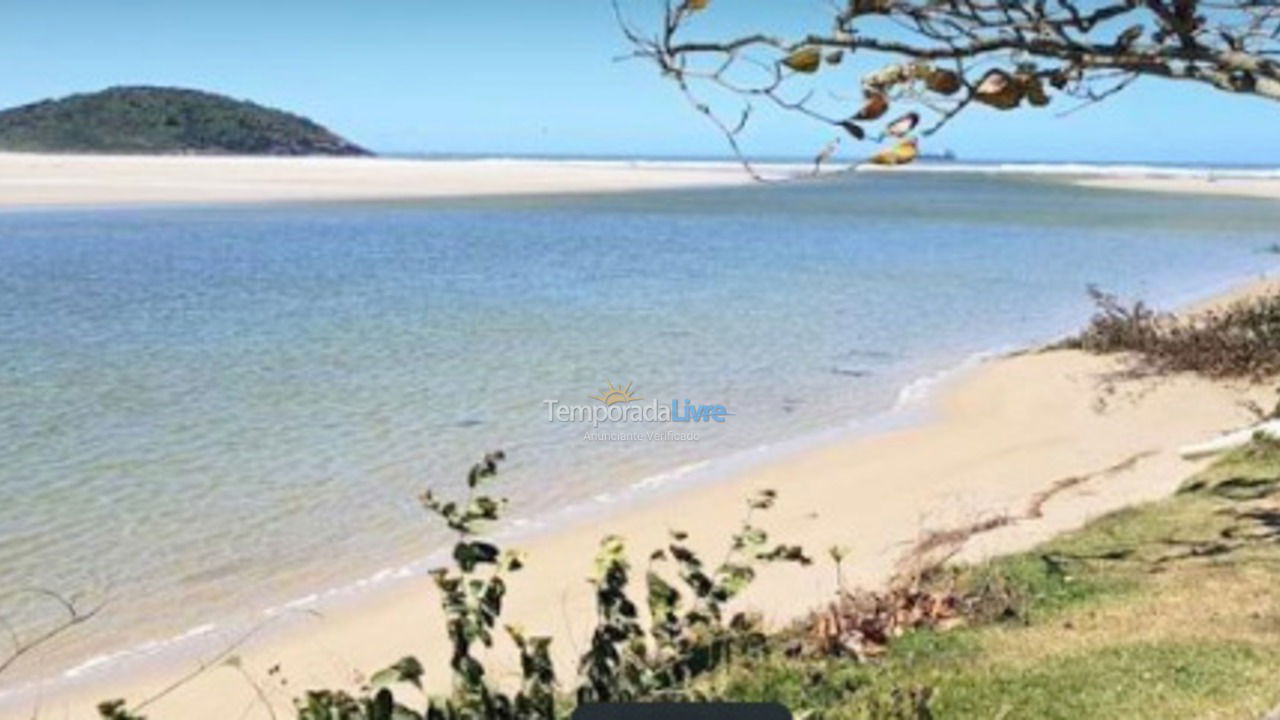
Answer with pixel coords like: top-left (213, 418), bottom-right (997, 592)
top-left (0, 86), bottom-right (370, 156)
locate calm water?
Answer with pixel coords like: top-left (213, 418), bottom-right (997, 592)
top-left (3, 172), bottom-right (1280, 690)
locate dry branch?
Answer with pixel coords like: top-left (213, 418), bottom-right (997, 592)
top-left (617, 0), bottom-right (1280, 171)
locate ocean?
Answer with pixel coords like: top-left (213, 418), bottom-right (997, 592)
top-left (2, 169), bottom-right (1279, 696)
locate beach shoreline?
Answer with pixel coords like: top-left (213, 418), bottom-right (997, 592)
top-left (2, 153), bottom-right (1279, 211)
top-left (6, 265), bottom-right (1279, 720)
top-left (4, 155), bottom-right (1280, 718)
top-left (0, 154), bottom-right (768, 210)
top-left (1075, 175), bottom-right (1280, 201)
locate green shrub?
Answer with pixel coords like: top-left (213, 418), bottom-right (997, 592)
top-left (97, 454), bottom-right (811, 719)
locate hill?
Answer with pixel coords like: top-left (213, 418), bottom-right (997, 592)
top-left (0, 86), bottom-right (371, 156)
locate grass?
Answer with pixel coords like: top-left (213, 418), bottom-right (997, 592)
top-left (695, 439), bottom-right (1280, 719)
top-left (86, 443), bottom-right (1280, 719)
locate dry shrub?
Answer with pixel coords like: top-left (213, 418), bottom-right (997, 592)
top-left (1059, 286), bottom-right (1280, 380)
top-left (803, 584), bottom-right (968, 660)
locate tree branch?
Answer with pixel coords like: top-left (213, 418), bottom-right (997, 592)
top-left (616, 0), bottom-right (1280, 167)
top-left (0, 588), bottom-right (104, 678)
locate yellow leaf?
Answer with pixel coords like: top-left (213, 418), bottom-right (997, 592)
top-left (868, 139), bottom-right (918, 166)
top-left (686, 0), bottom-right (709, 9)
top-left (781, 47), bottom-right (822, 74)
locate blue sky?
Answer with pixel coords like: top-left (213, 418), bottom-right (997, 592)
top-left (2, 0), bottom-right (1277, 164)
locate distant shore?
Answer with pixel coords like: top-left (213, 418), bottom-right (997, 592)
top-left (0, 154), bottom-right (765, 209)
top-left (2, 153), bottom-right (1280, 210)
top-left (1074, 175), bottom-right (1280, 201)
top-left (855, 161), bottom-right (1280, 201)
top-left (11, 265), bottom-right (1278, 719)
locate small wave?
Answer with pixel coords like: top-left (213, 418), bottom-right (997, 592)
top-left (60, 622), bottom-right (219, 681)
top-left (281, 593), bottom-right (320, 610)
top-left (629, 460), bottom-right (712, 491)
top-left (63, 653), bottom-right (126, 680)
top-left (893, 350), bottom-right (1003, 410)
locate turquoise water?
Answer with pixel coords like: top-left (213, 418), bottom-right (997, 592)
top-left (2, 172), bottom-right (1280, 691)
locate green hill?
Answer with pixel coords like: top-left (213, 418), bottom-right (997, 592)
top-left (0, 86), bottom-right (371, 156)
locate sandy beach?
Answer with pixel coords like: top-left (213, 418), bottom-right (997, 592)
top-left (2, 154), bottom-right (1280, 212)
top-left (0, 153), bottom-right (767, 209)
top-left (1076, 175), bottom-right (1280, 201)
top-left (8, 263), bottom-right (1278, 719)
top-left (3, 156), bottom-right (1280, 718)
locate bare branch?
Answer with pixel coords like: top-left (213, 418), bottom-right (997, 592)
top-left (0, 588), bottom-right (104, 678)
top-left (129, 609), bottom-right (319, 715)
top-left (616, 0), bottom-right (1280, 168)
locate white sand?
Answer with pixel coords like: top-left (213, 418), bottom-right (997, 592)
top-left (4, 153), bottom-right (1277, 210)
top-left (0, 154), bottom-right (769, 208)
top-left (1077, 175), bottom-right (1280, 201)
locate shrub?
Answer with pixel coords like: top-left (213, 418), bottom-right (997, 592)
top-left (1059, 286), bottom-right (1280, 380)
top-left (98, 454), bottom-right (811, 719)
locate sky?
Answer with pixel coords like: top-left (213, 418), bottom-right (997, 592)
top-left (1, 0), bottom-right (1277, 164)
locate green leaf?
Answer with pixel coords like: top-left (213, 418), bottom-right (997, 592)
top-left (370, 688), bottom-right (394, 720)
top-left (646, 571), bottom-right (681, 619)
top-left (759, 543), bottom-right (813, 565)
top-left (96, 700), bottom-right (145, 720)
top-left (453, 541), bottom-right (500, 571)
top-left (740, 526), bottom-right (768, 546)
top-left (466, 496), bottom-right (502, 522)
top-left (501, 549), bottom-right (526, 572)
top-left (749, 489), bottom-right (778, 510)
top-left (391, 705), bottom-right (423, 720)
top-left (370, 656), bottom-right (425, 690)
top-left (716, 563), bottom-right (756, 599)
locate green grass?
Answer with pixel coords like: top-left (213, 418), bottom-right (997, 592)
top-left (697, 439), bottom-right (1280, 719)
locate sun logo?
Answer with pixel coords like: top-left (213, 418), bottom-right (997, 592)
top-left (591, 382), bottom-right (640, 406)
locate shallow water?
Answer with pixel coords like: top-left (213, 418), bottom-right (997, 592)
top-left (2, 171), bottom-right (1279, 689)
